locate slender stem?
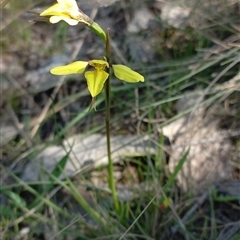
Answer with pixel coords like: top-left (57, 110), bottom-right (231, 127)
top-left (105, 29), bottom-right (119, 212)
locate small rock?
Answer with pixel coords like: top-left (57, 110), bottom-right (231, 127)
top-left (126, 35), bottom-right (156, 63)
top-left (0, 125), bottom-right (22, 146)
top-left (160, 3), bottom-right (190, 29)
top-left (127, 8), bottom-right (155, 33)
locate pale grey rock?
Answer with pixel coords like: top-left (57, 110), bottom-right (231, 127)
top-left (159, 0), bottom-right (238, 29)
top-left (216, 180), bottom-right (240, 198)
top-left (126, 35), bottom-right (156, 63)
top-left (0, 125), bottom-right (22, 146)
top-left (160, 3), bottom-right (191, 29)
top-left (127, 8), bottom-right (155, 33)
top-left (162, 92), bottom-right (233, 194)
top-left (21, 134), bottom-right (156, 182)
top-left (25, 55), bottom-right (70, 93)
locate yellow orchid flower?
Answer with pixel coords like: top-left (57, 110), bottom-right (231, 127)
top-left (50, 59), bottom-right (144, 97)
top-left (40, 0), bottom-right (92, 26)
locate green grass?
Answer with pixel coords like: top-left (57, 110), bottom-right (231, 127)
top-left (1, 0), bottom-right (240, 239)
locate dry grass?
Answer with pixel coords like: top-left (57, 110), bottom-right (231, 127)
top-left (1, 0), bottom-right (240, 239)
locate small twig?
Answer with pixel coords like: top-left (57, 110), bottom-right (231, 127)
top-left (0, 0), bottom-right (11, 9)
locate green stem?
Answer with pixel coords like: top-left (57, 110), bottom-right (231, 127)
top-left (105, 29), bottom-right (119, 212)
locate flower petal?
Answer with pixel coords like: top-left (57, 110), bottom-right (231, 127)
top-left (40, 4), bottom-right (65, 17)
top-left (50, 16), bottom-right (79, 25)
top-left (85, 70), bottom-right (109, 97)
top-left (40, 0), bottom-right (82, 24)
top-left (50, 61), bottom-right (88, 75)
top-left (112, 65), bottom-right (144, 83)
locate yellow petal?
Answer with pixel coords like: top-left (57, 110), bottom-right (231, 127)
top-left (40, 0), bottom-right (82, 23)
top-left (50, 16), bottom-right (79, 25)
top-left (112, 65), bottom-right (144, 83)
top-left (85, 70), bottom-right (109, 97)
top-left (40, 4), bottom-right (65, 17)
top-left (50, 61), bottom-right (88, 75)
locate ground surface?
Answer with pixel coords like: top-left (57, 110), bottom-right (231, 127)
top-left (1, 0), bottom-right (240, 239)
